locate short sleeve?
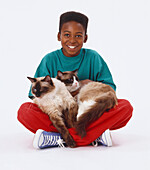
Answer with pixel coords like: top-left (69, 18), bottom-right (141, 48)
top-left (94, 53), bottom-right (116, 91)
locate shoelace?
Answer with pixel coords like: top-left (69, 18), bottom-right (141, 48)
top-left (41, 134), bottom-right (65, 147)
top-left (57, 138), bottom-right (65, 147)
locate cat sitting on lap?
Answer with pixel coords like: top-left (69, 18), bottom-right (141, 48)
top-left (56, 70), bottom-right (118, 138)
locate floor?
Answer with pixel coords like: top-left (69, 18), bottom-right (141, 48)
top-left (1, 116), bottom-right (150, 170)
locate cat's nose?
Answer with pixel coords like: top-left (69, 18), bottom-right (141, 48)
top-left (75, 82), bottom-right (78, 86)
top-left (36, 93), bottom-right (40, 97)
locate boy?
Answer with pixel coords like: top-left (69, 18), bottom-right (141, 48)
top-left (18, 11), bottom-right (133, 149)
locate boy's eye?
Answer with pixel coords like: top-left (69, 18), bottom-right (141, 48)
top-left (76, 35), bottom-right (82, 38)
top-left (64, 34), bottom-right (70, 37)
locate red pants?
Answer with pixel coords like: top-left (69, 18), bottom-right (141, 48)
top-left (17, 99), bottom-right (133, 147)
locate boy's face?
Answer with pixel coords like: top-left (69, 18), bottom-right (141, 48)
top-left (58, 21), bottom-right (87, 57)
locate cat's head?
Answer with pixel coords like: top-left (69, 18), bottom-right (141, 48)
top-left (56, 69), bottom-right (80, 92)
top-left (27, 75), bottom-right (55, 98)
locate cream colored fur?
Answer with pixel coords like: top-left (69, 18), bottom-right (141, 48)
top-left (77, 100), bottom-right (96, 120)
top-left (33, 78), bottom-right (76, 116)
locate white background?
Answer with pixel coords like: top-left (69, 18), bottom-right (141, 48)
top-left (0, 0), bottom-right (150, 170)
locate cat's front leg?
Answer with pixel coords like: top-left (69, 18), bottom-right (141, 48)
top-left (75, 117), bottom-right (87, 138)
top-left (68, 101), bottom-right (78, 128)
top-left (49, 111), bottom-right (76, 148)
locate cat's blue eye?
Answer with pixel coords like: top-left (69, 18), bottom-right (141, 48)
top-left (33, 88), bottom-right (37, 93)
top-left (68, 78), bottom-right (73, 82)
top-left (64, 78), bottom-right (73, 84)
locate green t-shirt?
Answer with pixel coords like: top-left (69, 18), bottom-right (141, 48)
top-left (28, 48), bottom-right (116, 97)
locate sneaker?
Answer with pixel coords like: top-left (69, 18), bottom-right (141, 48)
top-left (33, 129), bottom-right (66, 149)
top-left (92, 129), bottom-right (112, 147)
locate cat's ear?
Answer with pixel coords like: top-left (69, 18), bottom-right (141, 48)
top-left (57, 70), bottom-right (63, 77)
top-left (27, 77), bottom-right (36, 83)
top-left (43, 75), bottom-right (54, 86)
top-left (72, 69), bottom-right (78, 75)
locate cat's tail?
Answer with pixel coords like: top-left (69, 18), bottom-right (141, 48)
top-left (75, 91), bottom-right (118, 138)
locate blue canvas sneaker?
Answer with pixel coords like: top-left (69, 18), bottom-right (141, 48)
top-left (33, 129), bottom-right (66, 149)
top-left (92, 129), bottom-right (112, 147)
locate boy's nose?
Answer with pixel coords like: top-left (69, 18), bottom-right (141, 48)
top-left (69, 36), bottom-right (76, 43)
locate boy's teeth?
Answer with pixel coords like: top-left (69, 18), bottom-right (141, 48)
top-left (68, 46), bottom-right (76, 49)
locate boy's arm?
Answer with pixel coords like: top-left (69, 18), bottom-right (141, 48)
top-left (81, 52), bottom-right (116, 91)
top-left (96, 58), bottom-right (116, 91)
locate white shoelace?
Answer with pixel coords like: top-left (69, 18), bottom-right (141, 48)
top-left (57, 138), bottom-right (65, 147)
top-left (41, 135), bottom-right (64, 147)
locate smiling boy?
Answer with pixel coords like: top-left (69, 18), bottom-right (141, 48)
top-left (18, 11), bottom-right (133, 149)
top-left (58, 21), bottom-right (87, 57)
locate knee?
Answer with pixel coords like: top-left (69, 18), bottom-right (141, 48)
top-left (17, 102), bottom-right (33, 121)
top-left (119, 99), bottom-right (133, 118)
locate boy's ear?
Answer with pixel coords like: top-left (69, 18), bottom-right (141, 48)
top-left (84, 34), bottom-right (88, 43)
top-left (57, 32), bottom-right (61, 41)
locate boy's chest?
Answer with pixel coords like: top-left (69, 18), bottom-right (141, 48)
top-left (47, 55), bottom-right (98, 80)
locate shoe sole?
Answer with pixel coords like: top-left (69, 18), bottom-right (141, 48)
top-left (33, 129), bottom-right (44, 149)
top-left (103, 129), bottom-right (112, 147)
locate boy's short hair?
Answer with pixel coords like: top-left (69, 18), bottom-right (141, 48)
top-left (59, 11), bottom-right (89, 34)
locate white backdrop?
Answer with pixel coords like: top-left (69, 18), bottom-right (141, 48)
top-left (0, 0), bottom-right (150, 170)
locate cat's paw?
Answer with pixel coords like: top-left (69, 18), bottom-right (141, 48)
top-left (67, 140), bottom-right (76, 148)
top-left (66, 135), bottom-right (76, 148)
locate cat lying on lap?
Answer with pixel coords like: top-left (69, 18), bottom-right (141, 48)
top-left (57, 70), bottom-right (118, 138)
top-left (27, 75), bottom-right (78, 148)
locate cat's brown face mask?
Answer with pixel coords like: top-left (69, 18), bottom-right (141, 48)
top-left (27, 76), bottom-right (55, 98)
top-left (56, 69), bottom-right (80, 92)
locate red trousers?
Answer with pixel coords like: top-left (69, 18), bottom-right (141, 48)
top-left (17, 99), bottom-right (133, 147)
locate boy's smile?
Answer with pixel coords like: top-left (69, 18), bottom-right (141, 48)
top-left (58, 21), bottom-right (87, 57)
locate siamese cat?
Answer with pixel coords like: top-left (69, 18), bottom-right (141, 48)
top-left (57, 70), bottom-right (118, 138)
top-left (27, 75), bottom-right (78, 148)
